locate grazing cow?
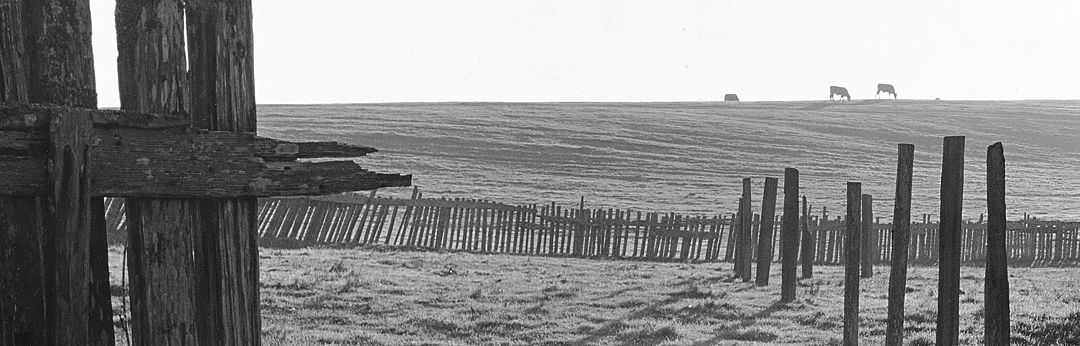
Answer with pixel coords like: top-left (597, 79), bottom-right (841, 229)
top-left (724, 94), bottom-right (740, 101)
top-left (876, 83), bottom-right (897, 99)
top-left (829, 86), bottom-right (850, 101)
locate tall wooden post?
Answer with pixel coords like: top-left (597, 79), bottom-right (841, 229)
top-left (2, 0), bottom-right (113, 344)
top-left (0, 1), bottom-right (44, 343)
top-left (186, 0), bottom-right (261, 343)
top-left (800, 196), bottom-right (814, 278)
top-left (755, 177), bottom-right (778, 286)
top-left (937, 136), bottom-right (965, 346)
top-left (861, 194), bottom-right (874, 278)
top-left (737, 178), bottom-right (753, 281)
top-left (885, 143), bottom-right (914, 346)
top-left (985, 142), bottom-right (1009, 345)
top-left (115, 0), bottom-right (201, 343)
top-left (780, 169), bottom-right (799, 302)
top-left (843, 182), bottom-right (862, 346)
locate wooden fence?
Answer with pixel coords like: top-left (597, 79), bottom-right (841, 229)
top-left (255, 195), bottom-right (731, 262)
top-left (101, 196), bottom-right (1080, 266)
top-left (806, 219), bottom-right (1080, 267)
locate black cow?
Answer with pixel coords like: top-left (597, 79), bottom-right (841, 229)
top-left (829, 86), bottom-right (850, 101)
top-left (876, 83), bottom-right (897, 99)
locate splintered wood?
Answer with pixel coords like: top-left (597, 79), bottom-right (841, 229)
top-left (0, 103), bottom-right (411, 197)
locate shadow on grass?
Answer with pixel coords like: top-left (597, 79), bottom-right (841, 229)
top-left (570, 275), bottom-right (791, 346)
top-left (683, 301), bottom-right (797, 345)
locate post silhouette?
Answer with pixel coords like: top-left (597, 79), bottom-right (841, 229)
top-left (886, 144), bottom-right (914, 345)
top-left (985, 142), bottom-right (1009, 345)
top-left (843, 182), bottom-right (862, 346)
top-left (937, 136), bottom-right (965, 346)
top-left (756, 178), bottom-right (778, 286)
top-left (780, 169), bottom-right (800, 302)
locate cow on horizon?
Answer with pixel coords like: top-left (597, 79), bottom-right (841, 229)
top-left (877, 83), bottom-right (897, 99)
top-left (829, 86), bottom-right (850, 101)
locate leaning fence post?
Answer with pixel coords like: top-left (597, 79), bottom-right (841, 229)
top-left (885, 143), bottom-right (914, 346)
top-left (844, 182), bottom-right (862, 346)
top-left (938, 136), bottom-right (965, 346)
top-left (756, 177), bottom-right (779, 286)
top-left (780, 169), bottom-right (800, 302)
top-left (985, 142), bottom-right (1009, 345)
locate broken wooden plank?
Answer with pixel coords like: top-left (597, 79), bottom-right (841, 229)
top-left (0, 104), bottom-right (410, 197)
top-left (92, 158), bottom-right (410, 197)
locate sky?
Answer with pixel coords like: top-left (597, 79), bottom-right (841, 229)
top-left (89, 0), bottom-right (1080, 106)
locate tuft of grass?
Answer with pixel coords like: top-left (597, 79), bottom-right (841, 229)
top-left (337, 277), bottom-right (363, 294)
top-left (328, 260), bottom-right (348, 273)
top-left (715, 327), bottom-right (778, 342)
top-left (1013, 312), bottom-right (1080, 345)
top-left (619, 324), bottom-right (680, 344)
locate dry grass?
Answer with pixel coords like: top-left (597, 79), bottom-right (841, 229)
top-left (107, 246), bottom-right (1080, 345)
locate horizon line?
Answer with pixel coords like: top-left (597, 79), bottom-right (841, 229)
top-left (251, 99), bottom-right (1080, 107)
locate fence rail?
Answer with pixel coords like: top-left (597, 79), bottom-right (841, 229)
top-left (102, 196), bottom-right (1080, 266)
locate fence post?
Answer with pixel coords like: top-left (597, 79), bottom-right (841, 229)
top-left (726, 210), bottom-right (738, 262)
top-left (885, 144), bottom-right (914, 346)
top-left (985, 142), bottom-right (1009, 345)
top-left (737, 178), bottom-right (754, 281)
top-left (2, 1), bottom-right (113, 343)
top-left (937, 136), bottom-right (965, 346)
top-left (800, 196), bottom-right (814, 278)
top-left (184, 0), bottom-right (265, 341)
top-left (861, 194), bottom-right (874, 278)
top-left (756, 177), bottom-right (779, 286)
top-left (844, 182), bottom-right (862, 346)
top-left (780, 169), bottom-right (799, 302)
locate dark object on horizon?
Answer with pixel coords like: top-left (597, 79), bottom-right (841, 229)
top-left (829, 86), bottom-right (850, 101)
top-left (724, 94), bottom-right (740, 101)
top-left (877, 83), bottom-right (897, 99)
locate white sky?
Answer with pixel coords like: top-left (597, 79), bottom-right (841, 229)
top-left (90, 0), bottom-right (1080, 106)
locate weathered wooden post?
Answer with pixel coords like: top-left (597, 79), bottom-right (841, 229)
top-left (1, 0), bottom-right (113, 343)
top-left (115, 0), bottom-right (201, 343)
top-left (755, 177), bottom-right (778, 285)
top-left (844, 182), bottom-right (862, 346)
top-left (938, 136), bottom-right (965, 346)
top-left (985, 142), bottom-right (1009, 345)
top-left (780, 169), bottom-right (799, 302)
top-left (186, 1), bottom-right (261, 342)
top-left (1, 1), bottom-right (43, 343)
top-left (800, 196), bottom-right (814, 278)
top-left (885, 143), bottom-right (914, 346)
top-left (861, 194), bottom-right (874, 278)
top-left (736, 178), bottom-right (753, 280)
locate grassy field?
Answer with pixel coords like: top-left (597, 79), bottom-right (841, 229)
top-left (108, 246), bottom-right (1080, 345)
top-left (259, 100), bottom-right (1080, 220)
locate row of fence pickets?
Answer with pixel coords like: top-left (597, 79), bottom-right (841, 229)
top-left (102, 196), bottom-right (1080, 266)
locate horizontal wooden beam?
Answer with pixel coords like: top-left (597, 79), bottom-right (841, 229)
top-left (0, 102), bottom-right (411, 197)
top-left (1, 102), bottom-right (191, 130)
